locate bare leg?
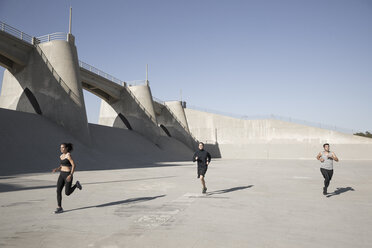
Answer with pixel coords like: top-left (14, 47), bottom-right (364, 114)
top-left (200, 175), bottom-right (206, 192)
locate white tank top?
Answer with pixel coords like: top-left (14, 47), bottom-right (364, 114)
top-left (320, 151), bottom-right (333, 170)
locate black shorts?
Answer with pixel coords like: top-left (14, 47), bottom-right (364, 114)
top-left (197, 166), bottom-right (208, 178)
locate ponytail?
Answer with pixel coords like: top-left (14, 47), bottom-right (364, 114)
top-left (61, 143), bottom-right (73, 152)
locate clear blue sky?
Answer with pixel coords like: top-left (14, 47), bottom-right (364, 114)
top-left (1, 0), bottom-right (371, 132)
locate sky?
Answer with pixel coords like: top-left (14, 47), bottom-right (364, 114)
top-left (1, 0), bottom-right (371, 133)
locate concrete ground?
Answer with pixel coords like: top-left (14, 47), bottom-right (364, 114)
top-left (0, 159), bottom-right (371, 248)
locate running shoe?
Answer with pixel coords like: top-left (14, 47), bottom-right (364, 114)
top-left (54, 207), bottom-right (63, 214)
top-left (76, 181), bottom-right (82, 190)
top-left (323, 187), bottom-right (327, 195)
top-left (202, 187), bottom-right (207, 194)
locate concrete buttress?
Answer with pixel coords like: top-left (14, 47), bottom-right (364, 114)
top-left (0, 35), bottom-right (90, 144)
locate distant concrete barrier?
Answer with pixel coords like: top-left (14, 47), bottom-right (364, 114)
top-left (185, 108), bottom-right (372, 160)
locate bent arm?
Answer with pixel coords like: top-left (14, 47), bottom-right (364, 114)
top-left (193, 153), bottom-right (198, 162)
top-left (332, 152), bottom-right (339, 162)
top-left (67, 154), bottom-right (76, 175)
top-left (207, 153), bottom-right (211, 163)
top-left (316, 152), bottom-right (322, 160)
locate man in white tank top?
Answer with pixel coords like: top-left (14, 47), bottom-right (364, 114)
top-left (316, 143), bottom-right (339, 195)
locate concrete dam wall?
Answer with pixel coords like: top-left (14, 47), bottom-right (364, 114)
top-left (184, 108), bottom-right (372, 160)
top-left (1, 21), bottom-right (371, 177)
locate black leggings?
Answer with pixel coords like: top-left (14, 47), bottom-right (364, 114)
top-left (57, 171), bottom-right (77, 207)
top-left (320, 168), bottom-right (334, 188)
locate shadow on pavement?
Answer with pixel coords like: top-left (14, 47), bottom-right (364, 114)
top-left (83, 176), bottom-right (177, 186)
top-left (0, 183), bottom-right (56, 193)
top-left (63, 195), bottom-right (166, 213)
top-left (207, 185), bottom-right (254, 196)
top-left (0, 176), bottom-right (17, 179)
top-left (0, 176), bottom-right (176, 193)
top-left (326, 187), bottom-right (355, 198)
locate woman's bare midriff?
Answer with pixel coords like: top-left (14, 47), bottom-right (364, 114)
top-left (60, 166), bottom-right (71, 172)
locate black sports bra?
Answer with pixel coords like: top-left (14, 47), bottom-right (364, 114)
top-left (60, 158), bottom-right (72, 167)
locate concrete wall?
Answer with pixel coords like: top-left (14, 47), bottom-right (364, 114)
top-left (185, 108), bottom-right (372, 160)
top-left (0, 107), bottom-right (193, 176)
top-left (0, 38), bottom-right (90, 143)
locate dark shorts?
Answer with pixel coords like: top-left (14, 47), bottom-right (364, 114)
top-left (197, 166), bottom-right (208, 178)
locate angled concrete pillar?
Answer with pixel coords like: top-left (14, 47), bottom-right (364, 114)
top-left (165, 101), bottom-right (190, 132)
top-left (154, 101), bottom-right (197, 150)
top-left (0, 36), bottom-right (90, 143)
top-left (98, 86), bottom-right (164, 145)
top-left (127, 84), bottom-right (157, 123)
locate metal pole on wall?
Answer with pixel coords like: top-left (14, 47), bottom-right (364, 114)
top-left (69, 7), bottom-right (72, 34)
top-left (146, 64), bottom-right (149, 85)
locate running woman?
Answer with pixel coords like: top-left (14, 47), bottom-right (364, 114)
top-left (193, 142), bottom-right (211, 194)
top-left (52, 143), bottom-right (82, 213)
top-left (316, 143), bottom-right (339, 195)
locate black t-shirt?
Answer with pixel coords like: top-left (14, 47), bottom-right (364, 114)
top-left (193, 149), bottom-right (211, 167)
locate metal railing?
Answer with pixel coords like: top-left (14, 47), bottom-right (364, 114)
top-left (0, 22), bottom-right (68, 44)
top-left (79, 61), bottom-right (124, 85)
top-left (126, 80), bottom-right (147, 86)
top-left (35, 32), bottom-right (68, 43)
top-left (78, 61), bottom-right (150, 88)
top-left (0, 21), bottom-right (33, 44)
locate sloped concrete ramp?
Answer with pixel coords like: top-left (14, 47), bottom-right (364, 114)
top-left (0, 108), bottom-right (193, 176)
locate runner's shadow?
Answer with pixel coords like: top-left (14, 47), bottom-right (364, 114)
top-left (83, 176), bottom-right (177, 186)
top-left (207, 185), bottom-right (254, 196)
top-left (326, 187), bottom-right (355, 198)
top-left (63, 195), bottom-right (166, 213)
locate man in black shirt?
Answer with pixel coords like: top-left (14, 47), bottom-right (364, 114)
top-left (193, 142), bottom-right (211, 193)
